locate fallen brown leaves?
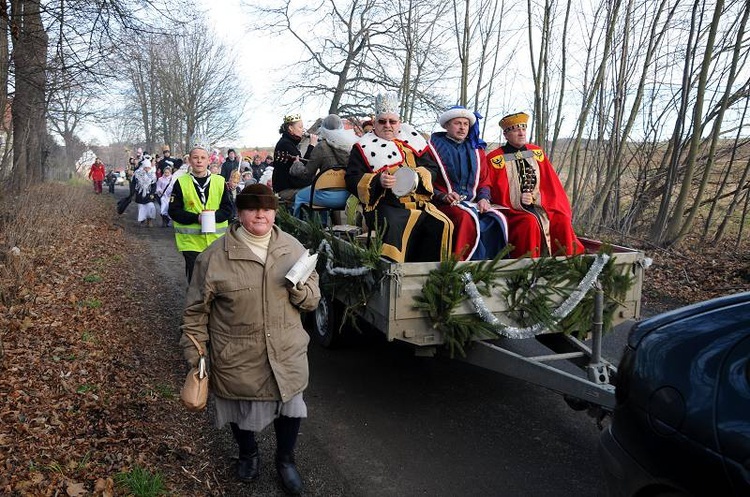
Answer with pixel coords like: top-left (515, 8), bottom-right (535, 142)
top-left (0, 184), bottom-right (214, 496)
top-left (637, 234), bottom-right (750, 315)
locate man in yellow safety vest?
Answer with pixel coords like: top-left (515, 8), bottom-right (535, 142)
top-left (168, 133), bottom-right (234, 282)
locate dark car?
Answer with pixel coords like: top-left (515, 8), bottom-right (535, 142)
top-left (600, 292), bottom-right (750, 497)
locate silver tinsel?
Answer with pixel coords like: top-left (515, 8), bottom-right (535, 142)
top-left (462, 254), bottom-right (610, 339)
top-left (317, 239), bottom-right (372, 277)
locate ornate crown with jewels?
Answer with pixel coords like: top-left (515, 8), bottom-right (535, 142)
top-left (374, 93), bottom-right (399, 117)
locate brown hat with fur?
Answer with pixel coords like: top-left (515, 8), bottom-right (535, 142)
top-left (236, 183), bottom-right (279, 211)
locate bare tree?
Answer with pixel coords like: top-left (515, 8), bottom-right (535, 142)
top-left (391, 0), bottom-right (452, 124)
top-left (660, 0), bottom-right (725, 245)
top-left (116, 21), bottom-right (249, 153)
top-left (251, 0), bottom-right (401, 119)
top-left (160, 23), bottom-right (248, 150)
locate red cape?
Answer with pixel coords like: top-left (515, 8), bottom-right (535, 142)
top-left (486, 143), bottom-right (583, 258)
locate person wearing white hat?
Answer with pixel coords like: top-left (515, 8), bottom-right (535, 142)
top-left (429, 105), bottom-right (508, 260)
top-left (133, 156), bottom-right (158, 227)
top-left (486, 112), bottom-right (584, 258)
top-left (345, 93), bottom-right (453, 262)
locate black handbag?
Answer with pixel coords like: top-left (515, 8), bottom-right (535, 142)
top-left (116, 196), bottom-right (132, 215)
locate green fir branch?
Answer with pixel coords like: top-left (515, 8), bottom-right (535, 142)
top-left (276, 208), bottom-right (385, 335)
top-left (415, 245), bottom-right (635, 356)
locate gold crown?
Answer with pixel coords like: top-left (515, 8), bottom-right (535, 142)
top-left (284, 113), bottom-right (302, 123)
top-left (499, 112), bottom-right (529, 131)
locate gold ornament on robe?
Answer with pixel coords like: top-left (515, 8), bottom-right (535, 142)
top-left (490, 155), bottom-right (506, 169)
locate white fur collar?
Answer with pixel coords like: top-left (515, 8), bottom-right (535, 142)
top-left (355, 124), bottom-right (428, 171)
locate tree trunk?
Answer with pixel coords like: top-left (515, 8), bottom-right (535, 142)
top-left (663, 0), bottom-right (723, 245)
top-left (649, 0), bottom-right (701, 243)
top-left (10, 0), bottom-right (48, 192)
top-left (0, 1), bottom-right (9, 182)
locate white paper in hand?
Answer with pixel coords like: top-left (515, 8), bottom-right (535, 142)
top-left (285, 251), bottom-right (318, 286)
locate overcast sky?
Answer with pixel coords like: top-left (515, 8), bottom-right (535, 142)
top-left (205, 0), bottom-right (331, 149)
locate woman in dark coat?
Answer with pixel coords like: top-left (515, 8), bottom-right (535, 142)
top-left (271, 114), bottom-right (318, 204)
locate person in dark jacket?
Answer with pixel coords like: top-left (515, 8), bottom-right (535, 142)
top-left (157, 145), bottom-right (181, 177)
top-left (220, 149), bottom-right (240, 182)
top-left (106, 169), bottom-right (118, 194)
top-left (250, 155), bottom-right (265, 183)
top-left (272, 114), bottom-right (318, 205)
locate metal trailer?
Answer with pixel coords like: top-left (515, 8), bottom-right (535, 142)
top-left (309, 237), bottom-right (646, 419)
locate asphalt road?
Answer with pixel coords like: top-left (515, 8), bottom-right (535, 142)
top-left (113, 184), bottom-right (628, 496)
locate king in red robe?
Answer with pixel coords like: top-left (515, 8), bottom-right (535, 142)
top-left (486, 112), bottom-right (584, 258)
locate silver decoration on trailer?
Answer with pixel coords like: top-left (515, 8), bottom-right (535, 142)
top-left (462, 254), bottom-right (610, 339)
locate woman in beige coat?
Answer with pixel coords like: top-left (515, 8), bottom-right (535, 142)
top-left (180, 183), bottom-right (320, 494)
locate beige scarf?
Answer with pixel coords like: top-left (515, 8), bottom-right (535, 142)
top-left (237, 226), bottom-right (272, 262)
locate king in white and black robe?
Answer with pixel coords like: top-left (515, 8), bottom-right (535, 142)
top-left (345, 125), bottom-right (453, 263)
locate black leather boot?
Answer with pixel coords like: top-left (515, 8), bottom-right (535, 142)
top-left (275, 453), bottom-right (303, 495)
top-left (237, 451), bottom-right (260, 482)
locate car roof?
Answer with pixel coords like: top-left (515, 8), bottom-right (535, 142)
top-left (628, 291), bottom-right (750, 349)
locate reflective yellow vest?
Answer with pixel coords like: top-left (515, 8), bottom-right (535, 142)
top-left (173, 174), bottom-right (228, 253)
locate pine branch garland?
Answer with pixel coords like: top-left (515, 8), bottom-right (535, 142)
top-left (415, 247), bottom-right (634, 357)
top-left (277, 209), bottom-right (634, 356)
top-left (276, 208), bottom-right (385, 334)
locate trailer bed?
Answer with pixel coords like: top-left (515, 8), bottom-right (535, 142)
top-left (336, 237), bottom-right (644, 348)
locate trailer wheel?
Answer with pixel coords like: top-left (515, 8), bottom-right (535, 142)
top-left (312, 295), bottom-right (343, 348)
